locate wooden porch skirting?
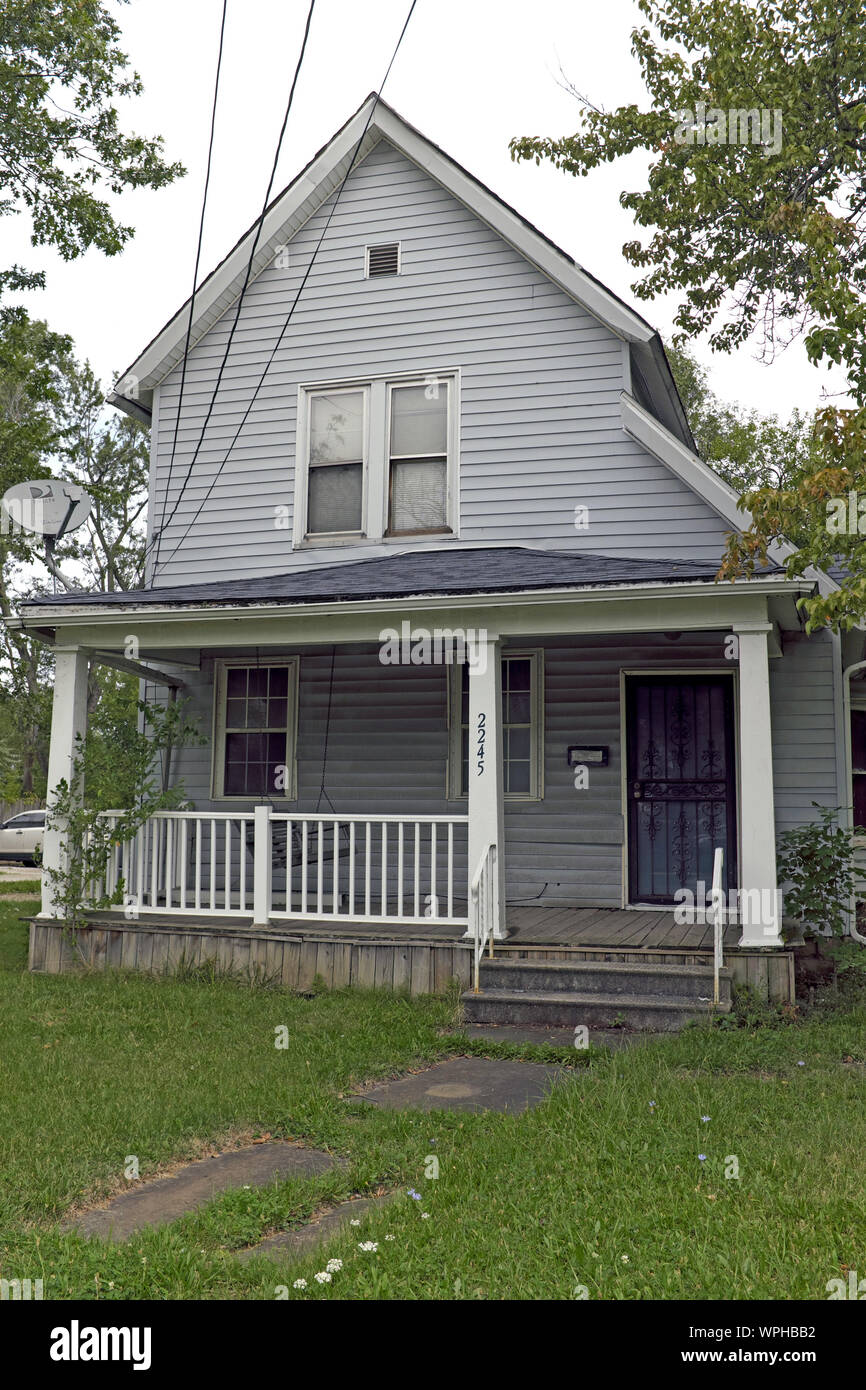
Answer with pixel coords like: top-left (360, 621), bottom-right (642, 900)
top-left (28, 911), bottom-right (795, 1004)
top-left (28, 920), bottom-right (471, 996)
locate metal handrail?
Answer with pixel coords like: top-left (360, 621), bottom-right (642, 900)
top-left (709, 846), bottom-right (725, 1006)
top-left (471, 843), bottom-right (497, 993)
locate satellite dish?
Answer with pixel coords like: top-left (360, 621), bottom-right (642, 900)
top-left (1, 480), bottom-right (92, 542)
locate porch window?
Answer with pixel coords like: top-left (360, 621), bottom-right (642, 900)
top-left (295, 372), bottom-right (457, 543)
top-left (213, 659), bottom-right (298, 799)
top-left (448, 651), bottom-right (544, 800)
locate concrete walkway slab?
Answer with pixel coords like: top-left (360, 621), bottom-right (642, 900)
top-left (237, 1193), bottom-right (395, 1263)
top-left (67, 1143), bottom-right (345, 1241)
top-left (349, 1055), bottom-right (564, 1114)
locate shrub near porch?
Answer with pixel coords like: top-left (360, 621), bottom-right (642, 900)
top-left (1, 899), bottom-right (865, 1300)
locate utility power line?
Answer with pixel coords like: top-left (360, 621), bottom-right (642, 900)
top-left (149, 0), bottom-right (318, 575)
top-left (151, 0), bottom-right (229, 575)
top-left (152, 0), bottom-right (419, 580)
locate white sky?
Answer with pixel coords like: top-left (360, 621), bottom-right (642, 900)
top-left (1, 0), bottom-right (850, 419)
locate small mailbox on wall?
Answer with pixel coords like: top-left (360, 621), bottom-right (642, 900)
top-left (567, 745), bottom-right (609, 768)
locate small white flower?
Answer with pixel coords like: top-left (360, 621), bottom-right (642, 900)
top-left (350, 1219), bottom-right (361, 1227)
top-left (314, 1271), bottom-right (332, 1284)
top-left (384, 1234), bottom-right (395, 1241)
top-left (325, 1259), bottom-right (342, 1273)
top-left (420, 1212), bottom-right (430, 1219)
top-left (293, 1278), bottom-right (307, 1289)
top-left (358, 1241), bottom-right (378, 1252)
top-left (621, 1255), bottom-right (629, 1263)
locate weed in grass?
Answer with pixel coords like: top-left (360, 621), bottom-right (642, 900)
top-left (167, 953), bottom-right (282, 991)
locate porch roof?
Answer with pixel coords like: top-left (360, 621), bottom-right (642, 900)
top-left (23, 545), bottom-right (781, 612)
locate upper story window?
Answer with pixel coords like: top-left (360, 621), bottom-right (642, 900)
top-left (308, 390), bottom-right (366, 534)
top-left (295, 372), bottom-right (458, 545)
top-left (388, 383), bottom-right (448, 535)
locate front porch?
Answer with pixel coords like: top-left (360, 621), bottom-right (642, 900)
top-left (27, 568), bottom-right (809, 1009)
top-left (28, 902), bottom-right (795, 1004)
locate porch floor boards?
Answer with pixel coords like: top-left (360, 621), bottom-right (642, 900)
top-left (84, 904), bottom-right (742, 953)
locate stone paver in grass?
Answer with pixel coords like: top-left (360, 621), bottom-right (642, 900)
top-left (348, 1055), bottom-right (564, 1114)
top-left (67, 1143), bottom-right (345, 1242)
top-left (236, 1193), bottom-right (396, 1263)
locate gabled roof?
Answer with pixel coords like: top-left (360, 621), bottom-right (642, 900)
top-left (620, 392), bottom-right (839, 597)
top-left (109, 94), bottom-right (693, 447)
top-left (24, 546), bottom-right (782, 610)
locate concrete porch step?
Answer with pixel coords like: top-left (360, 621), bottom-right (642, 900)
top-left (461, 987), bottom-right (731, 1032)
top-left (477, 957), bottom-right (732, 1002)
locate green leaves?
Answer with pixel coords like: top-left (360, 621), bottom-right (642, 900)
top-left (0, 309), bottom-right (151, 798)
top-left (512, 0), bottom-right (866, 375)
top-left (513, 0), bottom-right (866, 626)
top-left (719, 403), bottom-right (866, 630)
top-left (43, 696), bottom-right (203, 931)
top-left (666, 341), bottom-right (818, 503)
top-left (0, 0), bottom-right (184, 287)
top-left (776, 807), bottom-right (857, 937)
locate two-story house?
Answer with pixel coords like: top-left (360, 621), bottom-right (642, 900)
top-left (21, 96), bottom-right (856, 1023)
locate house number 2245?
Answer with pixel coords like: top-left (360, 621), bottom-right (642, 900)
top-left (476, 712), bottom-right (486, 776)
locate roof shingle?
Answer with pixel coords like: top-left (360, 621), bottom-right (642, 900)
top-left (24, 546), bottom-right (775, 610)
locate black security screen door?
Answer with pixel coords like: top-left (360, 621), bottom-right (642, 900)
top-left (627, 676), bottom-right (737, 904)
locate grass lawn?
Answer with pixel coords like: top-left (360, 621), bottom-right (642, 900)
top-left (1, 892), bottom-right (865, 1301)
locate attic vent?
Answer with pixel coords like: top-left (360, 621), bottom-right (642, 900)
top-left (365, 242), bottom-right (401, 278)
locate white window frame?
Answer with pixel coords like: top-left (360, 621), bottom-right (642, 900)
top-left (293, 385), bottom-right (370, 544)
top-left (211, 657), bottom-right (299, 802)
top-left (385, 378), bottom-right (454, 539)
top-left (446, 649), bottom-right (544, 802)
top-left (294, 369), bottom-right (460, 547)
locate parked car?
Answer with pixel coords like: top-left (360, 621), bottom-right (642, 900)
top-left (0, 809), bottom-right (45, 864)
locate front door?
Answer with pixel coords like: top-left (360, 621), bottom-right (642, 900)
top-left (626, 675), bottom-right (737, 904)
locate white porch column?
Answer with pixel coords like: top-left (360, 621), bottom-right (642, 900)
top-left (465, 635), bottom-right (506, 940)
top-left (735, 624), bottom-right (783, 947)
top-left (41, 646), bottom-right (90, 918)
top-left (252, 803), bottom-right (272, 926)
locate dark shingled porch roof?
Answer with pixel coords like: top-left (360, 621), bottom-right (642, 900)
top-left (25, 546), bottom-right (777, 609)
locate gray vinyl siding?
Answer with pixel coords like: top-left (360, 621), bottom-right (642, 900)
top-left (160, 628), bottom-right (838, 910)
top-left (770, 629), bottom-right (840, 834)
top-left (150, 139), bottom-right (732, 585)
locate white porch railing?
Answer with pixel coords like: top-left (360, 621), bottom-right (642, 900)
top-left (92, 807), bottom-right (469, 929)
top-left (471, 843), bottom-right (498, 993)
top-left (267, 812), bottom-right (467, 926)
top-left (94, 811), bottom-right (254, 914)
